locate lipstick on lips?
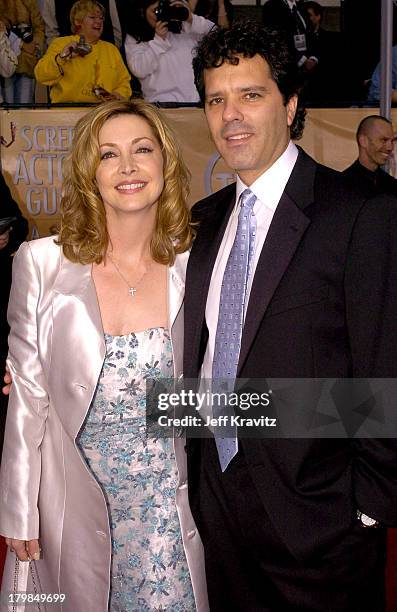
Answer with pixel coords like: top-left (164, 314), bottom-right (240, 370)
top-left (115, 181), bottom-right (147, 193)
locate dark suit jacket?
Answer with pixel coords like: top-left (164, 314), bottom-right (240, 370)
top-left (184, 147), bottom-right (397, 562)
top-left (262, 0), bottom-right (310, 63)
top-left (0, 172), bottom-right (28, 359)
top-left (305, 28), bottom-right (345, 105)
top-left (343, 159), bottom-right (397, 199)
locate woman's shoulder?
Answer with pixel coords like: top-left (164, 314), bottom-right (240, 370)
top-left (18, 235), bottom-right (60, 261)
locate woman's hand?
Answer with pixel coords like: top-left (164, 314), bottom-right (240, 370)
top-left (59, 41), bottom-right (79, 59)
top-left (154, 20), bottom-right (168, 39)
top-left (6, 538), bottom-right (40, 562)
top-left (2, 364), bottom-right (12, 395)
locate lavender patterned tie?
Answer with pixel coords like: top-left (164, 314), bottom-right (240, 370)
top-left (212, 189), bottom-right (257, 471)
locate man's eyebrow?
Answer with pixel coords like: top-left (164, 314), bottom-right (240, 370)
top-left (206, 85), bottom-right (268, 99)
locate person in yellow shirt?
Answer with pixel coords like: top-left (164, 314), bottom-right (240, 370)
top-left (35, 0), bottom-right (131, 103)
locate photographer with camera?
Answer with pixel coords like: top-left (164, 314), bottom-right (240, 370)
top-left (34, 0), bottom-right (131, 103)
top-left (124, 0), bottom-right (213, 103)
top-left (0, 0), bottom-right (44, 104)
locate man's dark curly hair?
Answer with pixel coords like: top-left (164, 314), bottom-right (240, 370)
top-left (192, 20), bottom-right (306, 140)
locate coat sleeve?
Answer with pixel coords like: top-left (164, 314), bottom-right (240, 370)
top-left (183, 14), bottom-right (214, 37)
top-left (0, 32), bottom-right (18, 78)
top-left (124, 33), bottom-right (171, 79)
top-left (30, 0), bottom-right (45, 48)
top-left (34, 37), bottom-right (67, 85)
top-left (0, 242), bottom-right (49, 541)
top-left (345, 194), bottom-right (397, 525)
top-left (41, 0), bottom-right (59, 46)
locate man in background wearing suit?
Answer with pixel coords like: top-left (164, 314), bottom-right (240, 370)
top-left (184, 21), bottom-right (397, 611)
top-left (262, 0), bottom-right (317, 73)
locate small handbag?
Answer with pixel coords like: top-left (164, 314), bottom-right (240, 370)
top-left (11, 556), bottom-right (44, 612)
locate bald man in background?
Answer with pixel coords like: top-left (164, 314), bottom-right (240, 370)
top-left (343, 115), bottom-right (397, 197)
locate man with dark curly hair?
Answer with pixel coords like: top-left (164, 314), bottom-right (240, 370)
top-left (183, 20), bottom-right (397, 611)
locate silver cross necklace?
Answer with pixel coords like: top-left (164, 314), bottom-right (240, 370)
top-left (107, 253), bottom-right (151, 297)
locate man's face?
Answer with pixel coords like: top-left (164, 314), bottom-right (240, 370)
top-left (361, 121), bottom-right (394, 169)
top-left (203, 55), bottom-right (297, 185)
top-left (307, 8), bottom-right (321, 31)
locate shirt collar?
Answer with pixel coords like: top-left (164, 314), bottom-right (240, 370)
top-left (235, 141), bottom-right (299, 212)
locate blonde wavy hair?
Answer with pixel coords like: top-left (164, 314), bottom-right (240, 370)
top-left (70, 0), bottom-right (105, 34)
top-left (57, 100), bottom-right (194, 265)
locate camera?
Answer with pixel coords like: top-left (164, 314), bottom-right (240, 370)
top-left (74, 35), bottom-right (92, 56)
top-left (155, 0), bottom-right (189, 34)
top-left (11, 22), bottom-right (33, 43)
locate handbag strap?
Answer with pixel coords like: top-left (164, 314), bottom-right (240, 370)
top-left (13, 557), bottom-right (42, 612)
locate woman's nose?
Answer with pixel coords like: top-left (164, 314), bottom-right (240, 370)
top-left (119, 155), bottom-right (136, 174)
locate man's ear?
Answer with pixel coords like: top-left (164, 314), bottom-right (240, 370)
top-left (358, 133), bottom-right (368, 149)
top-left (286, 94), bottom-right (298, 127)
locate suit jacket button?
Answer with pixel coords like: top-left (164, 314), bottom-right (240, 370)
top-left (187, 529), bottom-right (196, 539)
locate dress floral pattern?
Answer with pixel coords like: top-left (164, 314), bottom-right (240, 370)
top-left (77, 327), bottom-right (195, 612)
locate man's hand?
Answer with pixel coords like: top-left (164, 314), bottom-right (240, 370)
top-left (304, 58), bottom-right (317, 73)
top-left (2, 365), bottom-right (11, 395)
top-left (0, 229), bottom-right (10, 250)
top-left (6, 538), bottom-right (40, 562)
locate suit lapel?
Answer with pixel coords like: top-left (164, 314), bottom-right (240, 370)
top-left (238, 148), bottom-right (317, 373)
top-left (238, 192), bottom-right (310, 373)
top-left (168, 250), bottom-right (188, 328)
top-left (52, 256), bottom-right (104, 354)
top-left (51, 255), bottom-right (105, 437)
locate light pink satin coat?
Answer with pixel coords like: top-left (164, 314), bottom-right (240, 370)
top-left (0, 237), bottom-right (208, 612)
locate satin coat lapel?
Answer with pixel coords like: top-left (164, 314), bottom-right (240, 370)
top-left (168, 251), bottom-right (188, 328)
top-left (184, 186), bottom-right (236, 376)
top-left (51, 256), bottom-right (105, 437)
top-left (237, 148), bottom-right (316, 374)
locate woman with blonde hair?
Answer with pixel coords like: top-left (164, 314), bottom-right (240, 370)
top-left (34, 0), bottom-right (131, 103)
top-left (0, 99), bottom-right (208, 611)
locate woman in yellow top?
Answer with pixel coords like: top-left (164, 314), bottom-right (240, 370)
top-left (35, 0), bottom-right (131, 103)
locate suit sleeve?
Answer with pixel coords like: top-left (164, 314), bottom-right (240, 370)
top-left (0, 242), bottom-right (49, 540)
top-left (0, 173), bottom-right (29, 256)
top-left (345, 194), bottom-right (397, 525)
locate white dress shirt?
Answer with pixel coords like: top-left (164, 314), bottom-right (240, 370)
top-left (200, 141), bottom-right (299, 384)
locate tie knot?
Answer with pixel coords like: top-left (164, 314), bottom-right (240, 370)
top-left (239, 189), bottom-right (256, 211)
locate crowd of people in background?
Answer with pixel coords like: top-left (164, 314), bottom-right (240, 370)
top-left (0, 0), bottom-right (392, 107)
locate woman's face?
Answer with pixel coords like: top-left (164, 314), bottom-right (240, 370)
top-left (75, 7), bottom-right (104, 43)
top-left (145, 1), bottom-right (159, 29)
top-left (95, 114), bottom-right (165, 220)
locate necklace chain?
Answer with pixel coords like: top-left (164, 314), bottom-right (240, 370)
top-left (108, 253), bottom-right (151, 297)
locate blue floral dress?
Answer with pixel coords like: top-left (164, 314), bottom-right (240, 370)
top-left (77, 327), bottom-right (195, 612)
